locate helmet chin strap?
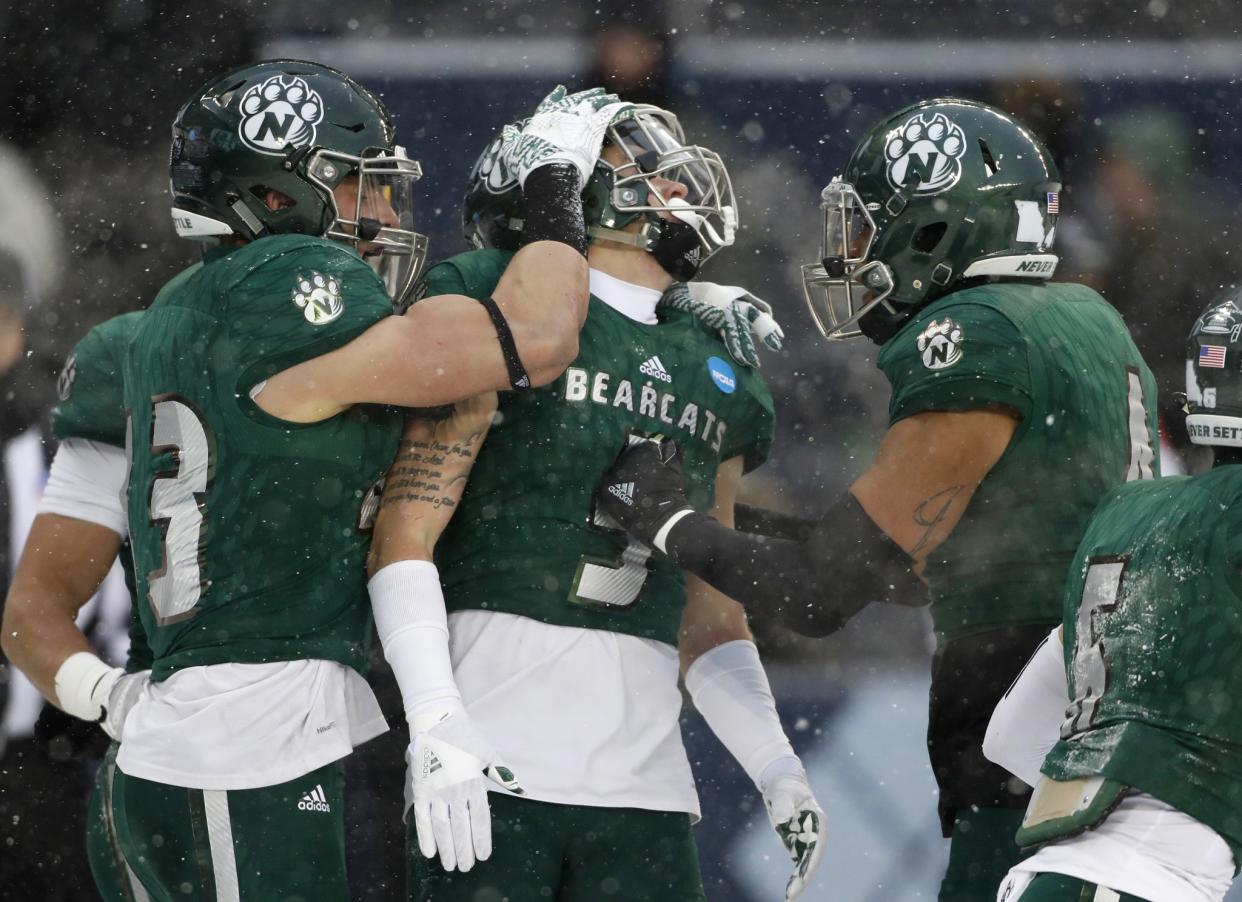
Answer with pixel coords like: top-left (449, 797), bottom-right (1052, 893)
top-left (587, 223), bottom-right (655, 249)
top-left (587, 214), bottom-right (704, 281)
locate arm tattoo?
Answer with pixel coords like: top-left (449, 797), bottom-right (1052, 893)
top-left (378, 426), bottom-right (487, 513)
top-left (909, 485), bottom-right (964, 557)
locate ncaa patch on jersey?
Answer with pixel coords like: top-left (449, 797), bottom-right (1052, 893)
top-left (916, 318), bottom-right (964, 370)
top-left (293, 272), bottom-right (345, 325)
top-left (707, 356), bottom-right (736, 393)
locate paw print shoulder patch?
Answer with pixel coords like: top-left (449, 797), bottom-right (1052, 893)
top-left (916, 317), bottom-right (964, 370)
top-left (886, 112), bottom-right (967, 196)
top-left (292, 272), bottom-right (345, 325)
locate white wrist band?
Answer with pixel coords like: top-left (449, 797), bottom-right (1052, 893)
top-left (685, 639), bottom-right (799, 790)
top-left (54, 651), bottom-right (122, 722)
top-left (653, 508), bottom-right (695, 554)
top-left (368, 560), bottom-right (463, 730)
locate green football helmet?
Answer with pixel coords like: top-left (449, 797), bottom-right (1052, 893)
top-left (802, 98), bottom-right (1061, 341)
top-left (462, 105), bottom-right (736, 280)
top-left (1185, 289), bottom-right (1242, 448)
top-left (169, 59), bottom-right (428, 305)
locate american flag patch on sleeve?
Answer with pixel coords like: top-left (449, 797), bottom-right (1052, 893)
top-left (1046, 192), bottom-right (1059, 214)
top-left (1200, 344), bottom-right (1227, 368)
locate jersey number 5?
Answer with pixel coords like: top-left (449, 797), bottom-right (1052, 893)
top-left (569, 504), bottom-right (652, 609)
top-left (1062, 555), bottom-right (1128, 737)
top-left (144, 396), bottom-right (214, 625)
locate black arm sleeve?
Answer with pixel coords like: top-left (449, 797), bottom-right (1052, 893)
top-left (664, 493), bottom-right (923, 637)
top-left (733, 502), bottom-right (818, 541)
top-left (520, 163), bottom-right (587, 256)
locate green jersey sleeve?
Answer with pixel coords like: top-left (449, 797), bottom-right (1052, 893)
top-left (51, 311), bottom-right (145, 448)
top-left (221, 238), bottom-right (395, 396)
top-left (422, 249), bottom-right (515, 300)
top-left (714, 352), bottom-right (775, 472)
top-left (878, 301), bottom-right (1033, 424)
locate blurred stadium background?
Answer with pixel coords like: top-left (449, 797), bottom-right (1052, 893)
top-left (3, 1), bottom-right (1241, 898)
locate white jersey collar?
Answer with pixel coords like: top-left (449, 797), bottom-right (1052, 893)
top-left (589, 268), bottom-right (662, 325)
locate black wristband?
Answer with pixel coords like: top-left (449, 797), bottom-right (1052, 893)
top-left (476, 295), bottom-right (531, 390)
top-left (663, 494), bottom-right (921, 637)
top-left (521, 163), bottom-right (587, 256)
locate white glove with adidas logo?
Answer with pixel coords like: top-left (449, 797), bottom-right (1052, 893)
top-left (498, 85), bottom-right (636, 188)
top-left (406, 706), bottom-right (523, 873)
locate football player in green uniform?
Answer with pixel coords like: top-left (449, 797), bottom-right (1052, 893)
top-left (38, 57), bottom-right (633, 900)
top-left (363, 106), bottom-right (825, 901)
top-left (596, 98), bottom-right (1159, 900)
top-left (2, 312), bottom-right (152, 901)
top-left (982, 292), bottom-right (1242, 902)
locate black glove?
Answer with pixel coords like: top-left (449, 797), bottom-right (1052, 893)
top-left (596, 435), bottom-right (694, 550)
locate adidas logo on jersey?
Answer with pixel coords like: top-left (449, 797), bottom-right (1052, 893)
top-left (297, 784), bottom-right (331, 813)
top-left (608, 482), bottom-right (636, 506)
top-left (639, 356), bottom-right (673, 383)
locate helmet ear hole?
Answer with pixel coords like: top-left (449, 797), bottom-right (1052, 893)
top-left (910, 221), bottom-right (947, 253)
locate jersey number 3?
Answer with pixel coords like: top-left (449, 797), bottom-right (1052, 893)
top-left (144, 396), bottom-right (214, 625)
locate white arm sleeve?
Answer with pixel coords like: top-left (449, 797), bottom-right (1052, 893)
top-left (685, 639), bottom-right (801, 791)
top-left (982, 627), bottom-right (1067, 787)
top-left (37, 438), bottom-right (128, 536)
top-left (367, 560), bottom-right (462, 731)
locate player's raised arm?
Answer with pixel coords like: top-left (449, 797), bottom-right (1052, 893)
top-left (256, 88), bottom-right (636, 421)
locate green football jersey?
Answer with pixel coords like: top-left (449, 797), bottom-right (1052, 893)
top-left (877, 281), bottom-right (1158, 642)
top-left (53, 312), bottom-right (143, 448)
top-left (123, 235), bottom-right (401, 680)
top-left (1040, 468), bottom-right (1242, 866)
top-left (52, 311), bottom-right (152, 672)
top-left (425, 249), bottom-right (775, 646)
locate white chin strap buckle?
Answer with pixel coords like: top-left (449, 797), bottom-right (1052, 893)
top-left (666, 197), bottom-right (735, 248)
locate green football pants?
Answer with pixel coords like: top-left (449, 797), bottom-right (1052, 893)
top-left (939, 806), bottom-right (1029, 901)
top-left (1006, 871), bottom-right (1151, 902)
top-left (87, 743), bottom-right (151, 901)
top-left (110, 758), bottom-right (348, 901)
top-left (409, 792), bottom-right (705, 902)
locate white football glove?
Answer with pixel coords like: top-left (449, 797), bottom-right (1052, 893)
top-left (102, 670), bottom-right (150, 742)
top-left (406, 708), bottom-right (523, 873)
top-left (763, 769), bottom-right (827, 901)
top-left (660, 282), bottom-right (785, 368)
top-left (499, 85), bottom-right (637, 188)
